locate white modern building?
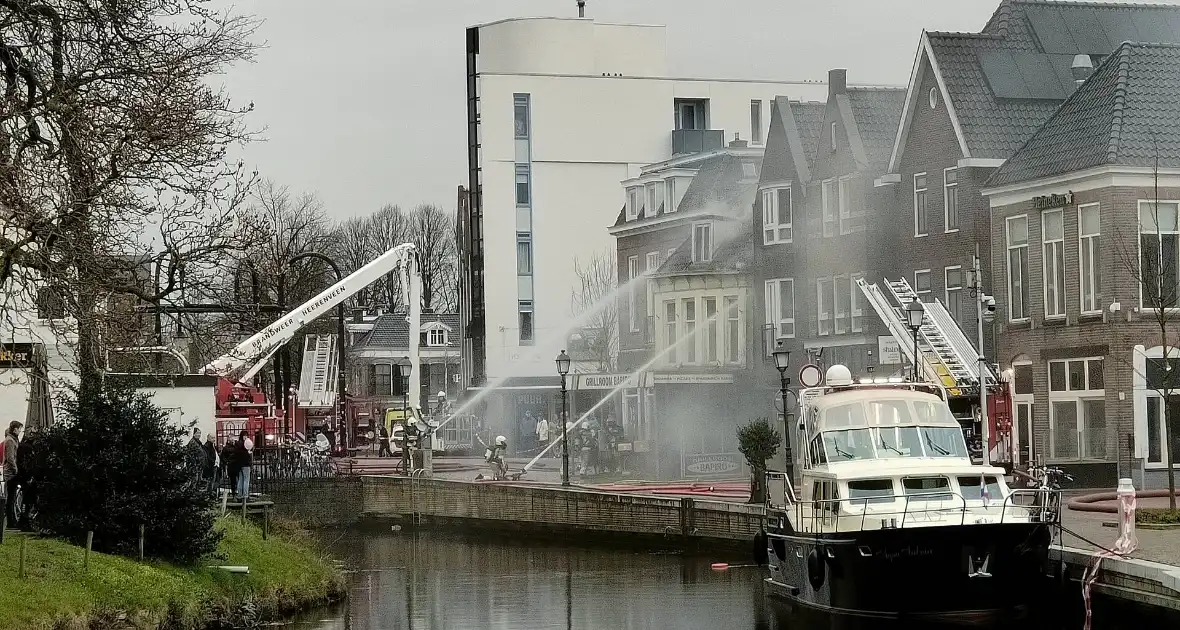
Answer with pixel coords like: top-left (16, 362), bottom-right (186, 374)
top-left (457, 15), bottom-right (828, 449)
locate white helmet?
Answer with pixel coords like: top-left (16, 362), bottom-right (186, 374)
top-left (495, 435), bottom-right (507, 447)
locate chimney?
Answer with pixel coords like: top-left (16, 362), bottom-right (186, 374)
top-left (1071, 54), bottom-right (1094, 85)
top-left (828, 69), bottom-right (848, 99)
top-left (729, 132), bottom-right (747, 149)
top-left (577, 0), bottom-right (586, 17)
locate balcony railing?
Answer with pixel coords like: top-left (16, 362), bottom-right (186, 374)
top-left (672, 129), bottom-right (724, 155)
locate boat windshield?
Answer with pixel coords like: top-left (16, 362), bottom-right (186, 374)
top-left (822, 428), bottom-right (876, 461)
top-left (919, 426), bottom-right (969, 458)
top-left (877, 426), bottom-right (923, 457)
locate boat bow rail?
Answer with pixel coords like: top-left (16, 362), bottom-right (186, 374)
top-left (788, 488), bottom-right (1057, 534)
top-left (856, 277), bottom-right (997, 396)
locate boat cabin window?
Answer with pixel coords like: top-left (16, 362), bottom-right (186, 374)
top-left (868, 400), bottom-right (911, 425)
top-left (822, 428), bottom-right (876, 461)
top-left (876, 426), bottom-right (922, 457)
top-left (902, 476), bottom-right (954, 501)
top-left (918, 426), bottom-right (969, 458)
top-left (823, 402), bottom-right (867, 429)
top-left (958, 476), bottom-right (1004, 501)
top-left (846, 479), bottom-right (895, 505)
top-left (812, 479), bottom-right (840, 516)
top-left (912, 400), bottom-right (959, 426)
top-left (809, 435), bottom-right (828, 466)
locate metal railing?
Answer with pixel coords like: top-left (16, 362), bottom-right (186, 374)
top-left (786, 488), bottom-right (1059, 534)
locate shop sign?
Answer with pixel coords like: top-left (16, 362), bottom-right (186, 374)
top-left (0, 343), bottom-right (36, 368)
top-left (575, 373), bottom-right (641, 390)
top-left (877, 336), bottom-right (902, 365)
top-left (649, 373), bottom-right (734, 385)
top-left (1032, 191), bottom-right (1073, 210)
top-left (683, 453), bottom-right (743, 477)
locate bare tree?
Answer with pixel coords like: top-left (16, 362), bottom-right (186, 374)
top-left (1113, 133), bottom-right (1180, 508)
top-left (570, 249), bottom-right (618, 372)
top-left (409, 203), bottom-right (457, 312)
top-left (363, 204), bottom-right (410, 310)
top-left (0, 1), bottom-right (260, 388)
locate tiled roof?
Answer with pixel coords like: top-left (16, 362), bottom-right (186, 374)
top-left (924, 0), bottom-right (1180, 160)
top-left (658, 227), bottom-right (753, 276)
top-left (987, 42), bottom-right (1180, 187)
top-left (675, 153), bottom-right (758, 216)
top-left (357, 312), bottom-right (460, 348)
top-left (611, 204), bottom-right (627, 228)
top-left (845, 87), bottom-right (907, 170)
top-left (791, 100), bottom-right (827, 165)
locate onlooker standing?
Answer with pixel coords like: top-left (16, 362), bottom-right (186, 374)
top-left (378, 424), bottom-right (393, 457)
top-left (234, 430), bottom-right (254, 501)
top-left (535, 415), bottom-right (549, 451)
top-left (202, 433), bottom-right (219, 495)
top-left (185, 428), bottom-right (205, 483)
top-left (223, 437), bottom-right (239, 498)
top-left (4, 421), bottom-right (22, 526)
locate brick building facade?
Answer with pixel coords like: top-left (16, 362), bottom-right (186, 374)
top-left (983, 42), bottom-right (1180, 487)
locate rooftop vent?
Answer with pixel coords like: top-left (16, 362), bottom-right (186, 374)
top-left (577, 0), bottom-right (586, 18)
top-left (1071, 54), bottom-right (1094, 85)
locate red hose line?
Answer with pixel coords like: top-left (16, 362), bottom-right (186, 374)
top-left (1067, 489), bottom-right (1179, 513)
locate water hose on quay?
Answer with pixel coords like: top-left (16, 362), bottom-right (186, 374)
top-left (1067, 489), bottom-right (1180, 513)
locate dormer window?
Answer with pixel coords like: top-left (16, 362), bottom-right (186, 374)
top-left (626, 186), bottom-right (643, 220)
top-left (692, 222), bottom-right (713, 263)
top-left (422, 322), bottom-right (451, 347)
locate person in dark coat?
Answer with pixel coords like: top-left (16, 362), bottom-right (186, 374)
top-left (224, 437), bottom-right (239, 498)
top-left (234, 430), bottom-right (254, 501)
top-left (185, 428), bottom-right (206, 483)
top-left (202, 433), bottom-right (219, 495)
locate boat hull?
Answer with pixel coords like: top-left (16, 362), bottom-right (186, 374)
top-left (765, 521), bottom-right (1054, 626)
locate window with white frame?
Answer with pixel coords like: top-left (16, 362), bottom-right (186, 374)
top-left (851, 273), bottom-right (865, 332)
top-left (838, 176), bottom-right (865, 234)
top-left (817, 278), bottom-right (833, 336)
top-left (914, 173), bottom-right (929, 236)
top-left (822, 179), bottom-right (836, 237)
top-left (628, 255), bottom-right (640, 333)
top-left (1145, 356), bottom-right (1180, 466)
top-left (645, 251), bottom-right (659, 272)
top-left (427, 328), bottom-right (448, 347)
top-left (516, 165), bottom-right (531, 206)
top-left (1138, 201), bottom-right (1180, 310)
top-left (375, 363), bottom-right (393, 396)
top-left (725, 295), bottom-right (741, 364)
top-left (665, 179), bottom-right (678, 213)
top-left (516, 233), bottom-right (532, 275)
top-left (830, 122), bottom-right (837, 151)
top-left (834, 275), bottom-right (851, 334)
top-left (647, 182), bottom-right (663, 215)
top-left (765, 278), bottom-right (795, 340)
top-left (1048, 358), bottom-right (1105, 460)
top-left (943, 168), bottom-right (959, 231)
top-left (761, 186), bottom-right (792, 244)
top-left (682, 297), bottom-right (697, 364)
top-left (945, 266), bottom-right (963, 323)
top-left (1007, 215), bottom-right (1030, 320)
top-left (518, 301), bottom-right (534, 344)
top-left (704, 297), bottom-right (719, 363)
top-left (664, 300), bottom-right (678, 364)
top-left (751, 100), bottom-right (763, 144)
top-left (1043, 209), bottom-right (1066, 318)
top-left (626, 186), bottom-right (642, 220)
top-left (914, 269), bottom-right (932, 300)
top-left (1079, 203), bottom-right (1101, 314)
top-left (692, 222), bottom-right (713, 263)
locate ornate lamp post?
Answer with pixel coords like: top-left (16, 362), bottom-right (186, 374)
top-left (905, 299), bottom-right (926, 382)
top-left (771, 341), bottom-right (793, 481)
top-left (556, 350), bottom-right (572, 487)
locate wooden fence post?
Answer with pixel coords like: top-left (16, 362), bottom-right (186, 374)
top-left (84, 531), bottom-right (93, 570)
top-left (138, 524), bottom-right (145, 562)
top-left (19, 536), bottom-right (26, 578)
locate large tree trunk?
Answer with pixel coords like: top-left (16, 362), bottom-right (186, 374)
top-left (749, 467), bottom-right (767, 504)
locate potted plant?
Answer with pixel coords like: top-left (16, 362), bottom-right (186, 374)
top-left (737, 417), bottom-right (781, 504)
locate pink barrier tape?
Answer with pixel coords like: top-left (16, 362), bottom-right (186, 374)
top-left (1081, 493), bottom-right (1137, 630)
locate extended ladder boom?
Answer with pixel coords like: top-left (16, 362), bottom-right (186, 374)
top-left (204, 243), bottom-right (423, 414)
top-left (856, 277), bottom-right (996, 394)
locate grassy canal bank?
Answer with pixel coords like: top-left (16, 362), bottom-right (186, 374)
top-left (0, 517), bottom-right (344, 630)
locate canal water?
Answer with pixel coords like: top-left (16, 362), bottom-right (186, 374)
top-left (286, 530), bottom-right (1169, 630)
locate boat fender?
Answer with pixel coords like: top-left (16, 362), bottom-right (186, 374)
top-left (753, 530), bottom-right (768, 566)
top-left (807, 548), bottom-right (825, 590)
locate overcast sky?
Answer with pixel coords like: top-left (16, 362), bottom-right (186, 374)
top-left (207, 0), bottom-right (1150, 218)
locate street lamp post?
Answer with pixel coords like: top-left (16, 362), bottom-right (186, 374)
top-left (905, 299), bottom-right (926, 382)
top-left (290, 253), bottom-right (347, 447)
top-left (556, 350), bottom-right (572, 487)
top-left (771, 341), bottom-right (793, 482)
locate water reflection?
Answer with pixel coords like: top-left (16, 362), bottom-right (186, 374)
top-left (291, 531), bottom-right (774, 630)
top-left (288, 530), bottom-right (1169, 630)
